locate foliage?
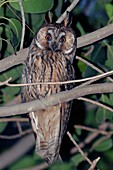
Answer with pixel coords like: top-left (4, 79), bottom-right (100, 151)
top-left (0, 0), bottom-right (113, 170)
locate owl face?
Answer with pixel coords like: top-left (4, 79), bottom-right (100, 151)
top-left (35, 24), bottom-right (76, 55)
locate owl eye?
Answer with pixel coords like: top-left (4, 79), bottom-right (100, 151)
top-left (45, 33), bottom-right (52, 41)
top-left (59, 36), bottom-right (66, 43)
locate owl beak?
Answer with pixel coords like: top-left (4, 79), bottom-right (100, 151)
top-left (51, 42), bottom-right (58, 51)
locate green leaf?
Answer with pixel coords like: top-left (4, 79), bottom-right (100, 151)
top-left (71, 153), bottom-right (85, 166)
top-left (0, 7), bottom-right (4, 16)
top-left (55, 0), bottom-right (63, 18)
top-left (0, 122), bottom-right (8, 133)
top-left (105, 4), bottom-right (113, 19)
top-left (75, 127), bottom-right (82, 136)
top-left (94, 138), bottom-right (112, 152)
top-left (29, 13), bottom-right (44, 33)
top-left (84, 45), bottom-right (106, 78)
top-left (76, 22), bottom-right (85, 35)
top-left (10, 0), bottom-right (54, 13)
top-left (105, 44), bottom-right (113, 69)
top-left (9, 18), bottom-right (22, 45)
top-left (96, 94), bottom-right (113, 123)
top-left (50, 162), bottom-right (74, 170)
top-left (9, 156), bottom-right (36, 170)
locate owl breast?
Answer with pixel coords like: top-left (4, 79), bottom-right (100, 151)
top-left (21, 39), bottom-right (75, 163)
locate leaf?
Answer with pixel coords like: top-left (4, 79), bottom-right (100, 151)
top-left (105, 44), bottom-right (113, 69)
top-left (29, 13), bottom-right (44, 33)
top-left (50, 162), bottom-right (74, 170)
top-left (84, 45), bottom-right (106, 78)
top-left (9, 156), bottom-right (36, 170)
top-left (0, 122), bottom-right (8, 133)
top-left (55, 0), bottom-right (63, 18)
top-left (76, 22), bottom-right (85, 35)
top-left (71, 153), bottom-right (85, 166)
top-left (9, 18), bottom-right (22, 45)
top-left (94, 138), bottom-right (112, 152)
top-left (75, 127), bottom-right (82, 136)
top-left (0, 7), bottom-right (4, 16)
top-left (105, 4), bottom-right (113, 19)
top-left (96, 94), bottom-right (113, 123)
top-left (9, 0), bottom-right (54, 13)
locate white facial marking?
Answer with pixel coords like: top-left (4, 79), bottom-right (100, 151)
top-left (35, 39), bottom-right (44, 49)
top-left (64, 47), bottom-right (73, 54)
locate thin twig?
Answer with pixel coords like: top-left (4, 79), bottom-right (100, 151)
top-left (74, 124), bottom-right (113, 135)
top-left (70, 123), bottom-right (109, 154)
top-left (1, 70), bottom-right (113, 87)
top-left (84, 45), bottom-right (94, 56)
top-left (0, 77), bottom-right (12, 86)
top-left (56, 0), bottom-right (80, 23)
top-left (6, 3), bottom-right (34, 35)
top-left (18, 0), bottom-right (25, 50)
top-left (76, 56), bottom-right (113, 82)
top-left (16, 121), bottom-right (23, 133)
top-left (0, 129), bottom-right (32, 139)
top-left (88, 157), bottom-right (100, 170)
top-left (91, 135), bottom-right (111, 151)
top-left (78, 97), bottom-right (113, 113)
top-left (67, 131), bottom-right (92, 165)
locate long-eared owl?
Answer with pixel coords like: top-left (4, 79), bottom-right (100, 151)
top-left (21, 12), bottom-right (77, 164)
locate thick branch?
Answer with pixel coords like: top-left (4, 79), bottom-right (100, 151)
top-left (0, 83), bottom-right (113, 117)
top-left (0, 23), bottom-right (113, 73)
top-left (77, 23), bottom-right (113, 48)
top-left (0, 48), bottom-right (28, 72)
top-left (0, 134), bottom-right (35, 170)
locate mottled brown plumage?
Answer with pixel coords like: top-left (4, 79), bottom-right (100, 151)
top-left (21, 13), bottom-right (76, 164)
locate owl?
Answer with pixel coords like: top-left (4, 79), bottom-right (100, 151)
top-left (21, 12), bottom-right (76, 164)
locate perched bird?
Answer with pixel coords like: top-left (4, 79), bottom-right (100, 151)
top-left (21, 12), bottom-right (76, 164)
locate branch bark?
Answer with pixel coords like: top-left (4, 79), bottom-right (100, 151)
top-left (0, 23), bottom-right (113, 73)
top-left (0, 83), bottom-right (113, 117)
top-left (0, 134), bottom-right (35, 170)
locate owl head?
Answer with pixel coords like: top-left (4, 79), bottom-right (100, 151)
top-left (35, 12), bottom-right (76, 57)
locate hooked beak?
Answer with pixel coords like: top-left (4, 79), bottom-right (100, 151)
top-left (51, 42), bottom-right (58, 51)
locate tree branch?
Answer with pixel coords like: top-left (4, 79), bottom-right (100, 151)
top-left (76, 56), bottom-right (113, 82)
top-left (0, 48), bottom-right (28, 72)
top-left (0, 83), bottom-right (113, 117)
top-left (78, 97), bottom-right (113, 113)
top-left (70, 122), bottom-right (110, 154)
top-left (0, 22), bottom-right (113, 73)
top-left (56, 0), bottom-right (80, 23)
top-left (0, 134), bottom-right (35, 170)
top-left (67, 131), bottom-right (92, 165)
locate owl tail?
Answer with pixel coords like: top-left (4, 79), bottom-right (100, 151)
top-left (29, 107), bottom-right (63, 164)
top-left (35, 137), bottom-right (62, 164)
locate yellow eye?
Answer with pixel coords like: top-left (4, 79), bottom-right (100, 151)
top-left (59, 36), bottom-right (66, 43)
top-left (45, 33), bottom-right (52, 41)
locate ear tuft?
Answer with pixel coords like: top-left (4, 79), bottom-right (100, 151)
top-left (64, 11), bottom-right (72, 27)
top-left (45, 11), bottom-right (52, 24)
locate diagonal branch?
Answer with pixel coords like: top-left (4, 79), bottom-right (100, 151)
top-left (0, 22), bottom-right (113, 73)
top-left (56, 0), bottom-right (80, 23)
